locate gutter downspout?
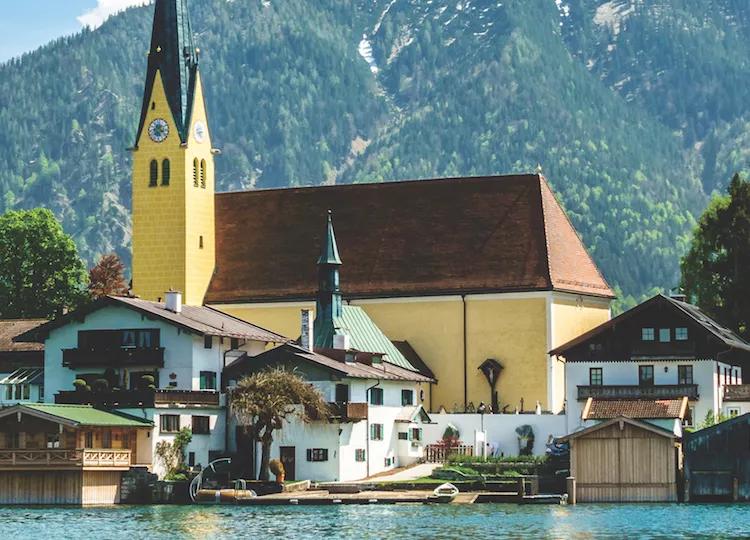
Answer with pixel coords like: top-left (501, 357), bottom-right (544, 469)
top-left (462, 295), bottom-right (468, 412)
top-left (365, 379), bottom-right (381, 479)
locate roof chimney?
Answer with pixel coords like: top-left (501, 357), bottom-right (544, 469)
top-left (301, 309), bottom-right (314, 352)
top-left (165, 290), bottom-right (182, 313)
top-left (333, 333), bottom-right (351, 351)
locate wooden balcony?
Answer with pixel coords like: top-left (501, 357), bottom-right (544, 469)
top-left (577, 384), bottom-right (700, 401)
top-left (328, 402), bottom-right (368, 422)
top-left (62, 348), bottom-right (165, 368)
top-left (0, 449), bottom-right (132, 471)
top-left (56, 389), bottom-right (220, 408)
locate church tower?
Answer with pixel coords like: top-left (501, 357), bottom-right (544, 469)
top-left (131, 0), bottom-right (215, 306)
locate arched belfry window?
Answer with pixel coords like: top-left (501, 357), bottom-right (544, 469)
top-left (193, 158), bottom-right (199, 187)
top-left (200, 159), bottom-right (207, 189)
top-left (162, 159), bottom-right (170, 186)
top-left (149, 160), bottom-right (158, 187)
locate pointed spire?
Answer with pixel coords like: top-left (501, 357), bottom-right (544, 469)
top-left (136, 0), bottom-right (199, 144)
top-left (318, 210), bottom-right (342, 266)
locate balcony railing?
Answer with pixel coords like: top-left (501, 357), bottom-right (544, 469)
top-left (328, 402), bottom-right (368, 422)
top-left (0, 449), bottom-right (132, 470)
top-left (56, 389), bottom-right (220, 408)
top-left (577, 384), bottom-right (700, 401)
top-left (62, 348), bottom-right (165, 368)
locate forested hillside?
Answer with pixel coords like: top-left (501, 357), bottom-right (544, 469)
top-left (1, 0), bottom-right (749, 302)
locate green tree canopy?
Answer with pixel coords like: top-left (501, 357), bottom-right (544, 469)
top-left (230, 368), bottom-right (329, 481)
top-left (0, 208), bottom-right (88, 318)
top-left (681, 174), bottom-right (750, 338)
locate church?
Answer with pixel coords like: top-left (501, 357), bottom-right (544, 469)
top-left (130, 0), bottom-right (614, 414)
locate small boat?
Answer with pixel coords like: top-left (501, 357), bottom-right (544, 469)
top-left (428, 482), bottom-right (459, 503)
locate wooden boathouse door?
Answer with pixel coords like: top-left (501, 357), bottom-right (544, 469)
top-left (280, 447), bottom-right (296, 481)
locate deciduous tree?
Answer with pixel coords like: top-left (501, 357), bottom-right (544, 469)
top-left (0, 208), bottom-right (88, 318)
top-left (681, 173), bottom-right (750, 338)
top-left (88, 253), bottom-right (129, 298)
top-left (230, 368), bottom-right (329, 481)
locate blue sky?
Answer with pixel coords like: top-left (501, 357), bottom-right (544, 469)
top-left (0, 1), bottom-right (148, 63)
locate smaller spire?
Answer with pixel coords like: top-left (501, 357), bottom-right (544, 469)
top-left (318, 210), bottom-right (342, 266)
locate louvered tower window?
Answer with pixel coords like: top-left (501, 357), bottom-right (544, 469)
top-left (193, 158), bottom-right (199, 187)
top-left (149, 160), bottom-right (158, 187)
top-left (200, 159), bottom-right (206, 189)
top-left (162, 159), bottom-right (170, 186)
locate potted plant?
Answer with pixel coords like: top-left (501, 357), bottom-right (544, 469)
top-left (141, 374), bottom-right (156, 390)
top-left (269, 459), bottom-right (285, 483)
top-left (73, 379), bottom-right (88, 392)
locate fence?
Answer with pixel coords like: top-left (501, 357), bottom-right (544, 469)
top-left (425, 444), bottom-right (474, 463)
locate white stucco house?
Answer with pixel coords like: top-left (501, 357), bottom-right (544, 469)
top-left (551, 294), bottom-right (750, 434)
top-left (14, 292), bottom-right (286, 476)
top-left (0, 320), bottom-right (47, 406)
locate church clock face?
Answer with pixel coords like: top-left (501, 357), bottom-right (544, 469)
top-left (194, 121), bottom-right (206, 143)
top-left (148, 118), bottom-right (169, 143)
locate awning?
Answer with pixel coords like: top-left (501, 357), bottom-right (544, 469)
top-left (0, 368), bottom-right (43, 385)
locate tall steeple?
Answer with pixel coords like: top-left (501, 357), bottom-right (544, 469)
top-left (131, 0), bottom-right (216, 306)
top-left (135, 0), bottom-right (198, 145)
top-left (314, 211), bottom-right (343, 348)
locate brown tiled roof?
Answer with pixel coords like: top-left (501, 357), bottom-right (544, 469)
top-left (16, 297), bottom-right (287, 344)
top-left (582, 397), bottom-right (688, 420)
top-left (724, 385), bottom-right (750, 402)
top-left (206, 174), bottom-right (613, 304)
top-left (0, 320), bottom-right (47, 353)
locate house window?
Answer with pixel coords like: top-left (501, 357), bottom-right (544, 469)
top-left (160, 414), bottom-right (180, 433)
top-left (188, 452), bottom-right (196, 467)
top-left (642, 328), bottom-right (655, 341)
top-left (193, 158), bottom-right (199, 187)
top-left (204, 335), bottom-right (213, 349)
top-left (199, 371), bottom-right (217, 391)
top-left (192, 415), bottom-right (210, 435)
top-left (161, 159), bottom-right (170, 186)
top-left (675, 327), bottom-right (688, 341)
top-left (678, 365), bottom-right (694, 385)
top-left (384, 457), bottom-right (392, 467)
top-left (401, 389), bottom-right (414, 406)
top-left (335, 384), bottom-right (350, 403)
top-left (231, 338), bottom-right (240, 350)
top-left (370, 423), bottom-right (384, 441)
top-left (683, 406), bottom-right (695, 428)
top-left (4, 386), bottom-right (11, 400)
top-left (727, 407), bottom-right (741, 418)
top-left (200, 159), bottom-right (207, 188)
top-left (410, 428), bottom-right (423, 442)
top-left (398, 432), bottom-right (408, 440)
top-left (102, 430), bottom-right (112, 449)
top-left (370, 388), bottom-right (384, 406)
top-left (149, 160), bottom-right (158, 186)
top-left (306, 448), bottom-right (328, 462)
top-left (659, 328), bottom-right (671, 342)
top-left (589, 368), bottom-right (603, 386)
top-left (85, 432), bottom-right (94, 448)
top-left (639, 365), bottom-right (654, 386)
top-left (355, 449), bottom-right (366, 462)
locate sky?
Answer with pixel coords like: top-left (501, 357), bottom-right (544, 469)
top-left (0, 0), bottom-right (149, 63)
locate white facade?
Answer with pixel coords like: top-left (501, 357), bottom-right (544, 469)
top-left (565, 360), bottom-right (742, 433)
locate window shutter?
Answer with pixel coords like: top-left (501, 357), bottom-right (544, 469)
top-left (306, 449), bottom-right (312, 462)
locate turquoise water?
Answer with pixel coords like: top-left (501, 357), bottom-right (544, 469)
top-left (1, 504), bottom-right (749, 539)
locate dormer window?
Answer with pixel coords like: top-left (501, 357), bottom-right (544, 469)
top-left (371, 354), bottom-right (383, 365)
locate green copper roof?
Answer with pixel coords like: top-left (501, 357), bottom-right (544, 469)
top-left (318, 211), bottom-right (342, 266)
top-left (318, 305), bottom-right (417, 372)
top-left (20, 404), bottom-right (153, 427)
top-left (136, 0), bottom-right (198, 144)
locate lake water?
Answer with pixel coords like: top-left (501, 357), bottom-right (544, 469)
top-left (1, 503), bottom-right (748, 539)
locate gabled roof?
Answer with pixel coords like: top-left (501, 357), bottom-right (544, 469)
top-left (0, 320), bottom-right (47, 353)
top-left (395, 405), bottom-right (433, 424)
top-left (582, 397), bottom-right (688, 420)
top-left (0, 404), bottom-right (153, 428)
top-left (225, 343), bottom-right (434, 383)
top-left (392, 341), bottom-right (436, 381)
top-left (559, 416), bottom-right (678, 442)
top-left (550, 294), bottom-right (750, 356)
top-left (135, 0), bottom-right (198, 144)
top-left (206, 174), bottom-right (613, 304)
top-left (14, 296), bottom-right (287, 344)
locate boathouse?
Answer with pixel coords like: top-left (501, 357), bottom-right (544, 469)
top-left (684, 413), bottom-right (750, 501)
top-left (561, 416), bottom-right (680, 503)
top-left (0, 404), bottom-right (152, 505)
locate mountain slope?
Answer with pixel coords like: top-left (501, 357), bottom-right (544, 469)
top-left (1, 0), bottom-right (747, 300)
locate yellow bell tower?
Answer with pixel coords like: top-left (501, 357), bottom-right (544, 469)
top-left (131, 0), bottom-right (215, 306)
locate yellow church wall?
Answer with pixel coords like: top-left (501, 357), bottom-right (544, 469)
top-left (132, 71), bottom-right (187, 303)
top-left (132, 70), bottom-right (216, 306)
top-left (550, 293), bottom-right (611, 411)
